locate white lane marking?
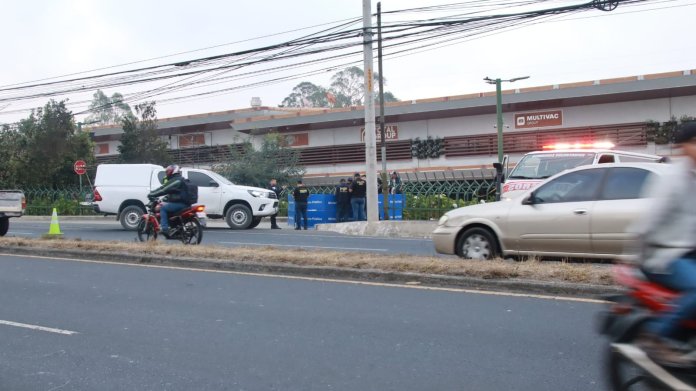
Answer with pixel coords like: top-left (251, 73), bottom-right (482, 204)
top-left (0, 320), bottom-right (78, 335)
top-left (7, 232), bottom-right (34, 235)
top-left (218, 242), bottom-right (388, 252)
top-left (0, 253), bottom-right (606, 304)
top-left (204, 230), bottom-right (429, 241)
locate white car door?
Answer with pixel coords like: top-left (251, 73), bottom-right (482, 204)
top-left (506, 168), bottom-right (606, 256)
top-left (184, 170), bottom-right (222, 215)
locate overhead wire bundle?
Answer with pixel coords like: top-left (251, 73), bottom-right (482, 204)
top-left (0, 0), bottom-right (685, 122)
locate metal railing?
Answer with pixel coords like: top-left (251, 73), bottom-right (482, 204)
top-left (21, 186), bottom-right (95, 216)
top-left (18, 170), bottom-right (496, 219)
top-left (277, 170), bottom-right (496, 220)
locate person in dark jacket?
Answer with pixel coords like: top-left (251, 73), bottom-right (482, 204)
top-left (633, 122), bottom-right (696, 368)
top-left (335, 178), bottom-right (351, 222)
top-left (389, 171), bottom-right (402, 194)
top-left (268, 178), bottom-right (283, 229)
top-left (148, 165), bottom-right (191, 235)
top-left (349, 173), bottom-right (367, 221)
top-left (293, 180), bottom-right (310, 230)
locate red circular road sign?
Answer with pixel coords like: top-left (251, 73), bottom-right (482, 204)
top-left (74, 160), bottom-right (87, 175)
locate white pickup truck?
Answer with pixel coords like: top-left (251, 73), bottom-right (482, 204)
top-left (0, 190), bottom-right (26, 236)
top-left (92, 164), bottom-right (279, 230)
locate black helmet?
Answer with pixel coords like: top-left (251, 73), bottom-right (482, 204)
top-left (165, 164), bottom-right (180, 178)
top-left (674, 121), bottom-right (696, 144)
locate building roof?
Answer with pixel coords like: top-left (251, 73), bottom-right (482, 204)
top-left (91, 69), bottom-right (696, 140)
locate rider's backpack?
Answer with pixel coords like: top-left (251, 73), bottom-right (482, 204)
top-left (184, 179), bottom-right (198, 204)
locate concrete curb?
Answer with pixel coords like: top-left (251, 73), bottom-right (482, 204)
top-left (18, 216), bottom-right (290, 222)
top-left (316, 221), bottom-right (437, 238)
top-left (1, 245), bottom-right (620, 299)
top-left (19, 215), bottom-right (116, 221)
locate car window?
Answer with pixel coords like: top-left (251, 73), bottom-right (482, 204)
top-left (157, 171), bottom-right (166, 184)
top-left (533, 169), bottom-right (605, 204)
top-left (188, 171), bottom-right (216, 187)
top-left (509, 153), bottom-right (595, 180)
top-left (617, 155), bottom-right (661, 163)
top-left (599, 167), bottom-right (651, 200)
top-left (597, 154), bottom-right (615, 164)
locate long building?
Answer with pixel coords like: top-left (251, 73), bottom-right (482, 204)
top-left (91, 69), bottom-right (696, 184)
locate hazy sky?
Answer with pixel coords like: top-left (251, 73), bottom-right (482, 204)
top-left (0, 0), bottom-right (693, 124)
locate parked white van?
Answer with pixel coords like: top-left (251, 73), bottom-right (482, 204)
top-left (92, 164), bottom-right (278, 230)
top-left (501, 143), bottom-right (664, 199)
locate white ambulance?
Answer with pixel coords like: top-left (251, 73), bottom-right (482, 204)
top-left (501, 142), bottom-right (664, 199)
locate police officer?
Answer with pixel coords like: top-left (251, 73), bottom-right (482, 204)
top-left (293, 180), bottom-right (309, 230)
top-left (335, 178), bottom-right (351, 222)
top-left (268, 178), bottom-right (282, 229)
top-left (349, 173), bottom-right (367, 221)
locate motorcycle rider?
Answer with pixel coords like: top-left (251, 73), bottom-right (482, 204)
top-left (147, 165), bottom-right (191, 236)
top-left (634, 121), bottom-right (696, 368)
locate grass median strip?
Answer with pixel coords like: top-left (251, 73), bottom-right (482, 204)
top-left (0, 237), bottom-right (614, 286)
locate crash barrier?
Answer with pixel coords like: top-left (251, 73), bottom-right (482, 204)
top-left (287, 194), bottom-right (336, 228)
top-left (288, 194), bottom-right (406, 227)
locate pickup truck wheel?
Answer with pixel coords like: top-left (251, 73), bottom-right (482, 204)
top-left (225, 205), bottom-right (252, 230)
top-left (247, 217), bottom-right (262, 229)
top-left (0, 217), bottom-right (8, 236)
top-left (120, 205), bottom-right (145, 231)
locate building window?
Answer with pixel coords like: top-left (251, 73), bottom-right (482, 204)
top-left (95, 143), bottom-right (109, 155)
top-left (179, 134), bottom-right (206, 148)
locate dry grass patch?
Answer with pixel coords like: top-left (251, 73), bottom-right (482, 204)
top-left (0, 237), bottom-right (613, 285)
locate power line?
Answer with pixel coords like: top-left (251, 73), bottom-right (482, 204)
top-left (0, 0), bottom-right (667, 121)
top-left (0, 16), bottom-right (363, 89)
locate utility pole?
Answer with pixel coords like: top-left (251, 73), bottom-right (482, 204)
top-left (484, 75), bottom-right (529, 201)
top-left (377, 2), bottom-right (389, 220)
top-left (484, 76), bottom-right (530, 163)
top-left (363, 0), bottom-right (378, 222)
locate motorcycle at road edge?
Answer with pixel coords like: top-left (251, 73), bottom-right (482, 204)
top-left (598, 263), bottom-right (696, 390)
top-left (136, 198), bottom-right (205, 245)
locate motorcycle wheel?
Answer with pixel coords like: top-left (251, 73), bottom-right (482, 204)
top-left (180, 218), bottom-right (203, 245)
top-left (606, 345), bottom-right (668, 391)
top-left (136, 217), bottom-right (158, 242)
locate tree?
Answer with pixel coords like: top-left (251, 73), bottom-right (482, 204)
top-left (117, 102), bottom-right (170, 164)
top-left (329, 66), bottom-right (399, 107)
top-left (329, 66), bottom-right (366, 107)
top-left (85, 89), bottom-right (133, 125)
top-left (279, 67), bottom-right (399, 108)
top-left (0, 124), bottom-right (23, 187)
top-left (280, 82), bottom-right (328, 108)
top-left (646, 115), bottom-right (696, 144)
top-left (214, 133), bottom-right (305, 188)
top-left (10, 100), bottom-right (95, 188)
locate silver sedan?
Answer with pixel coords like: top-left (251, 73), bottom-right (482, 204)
top-left (433, 163), bottom-right (671, 260)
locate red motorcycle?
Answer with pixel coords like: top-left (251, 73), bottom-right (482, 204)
top-left (599, 263), bottom-right (696, 390)
top-left (136, 198), bottom-right (205, 245)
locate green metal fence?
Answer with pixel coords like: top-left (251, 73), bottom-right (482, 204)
top-left (278, 171), bottom-right (497, 220)
top-left (21, 186), bottom-right (95, 216)
top-left (19, 171), bottom-right (497, 220)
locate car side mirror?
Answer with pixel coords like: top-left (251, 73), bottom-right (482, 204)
top-left (209, 181), bottom-right (219, 187)
top-left (522, 192), bottom-right (536, 205)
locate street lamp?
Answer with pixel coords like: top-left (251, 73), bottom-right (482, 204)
top-left (484, 76), bottom-right (530, 163)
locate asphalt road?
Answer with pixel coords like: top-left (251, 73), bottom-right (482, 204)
top-left (7, 218), bottom-right (442, 257)
top-left (0, 253), bottom-right (608, 391)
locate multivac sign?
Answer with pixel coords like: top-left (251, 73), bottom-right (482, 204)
top-left (514, 110), bottom-right (563, 129)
